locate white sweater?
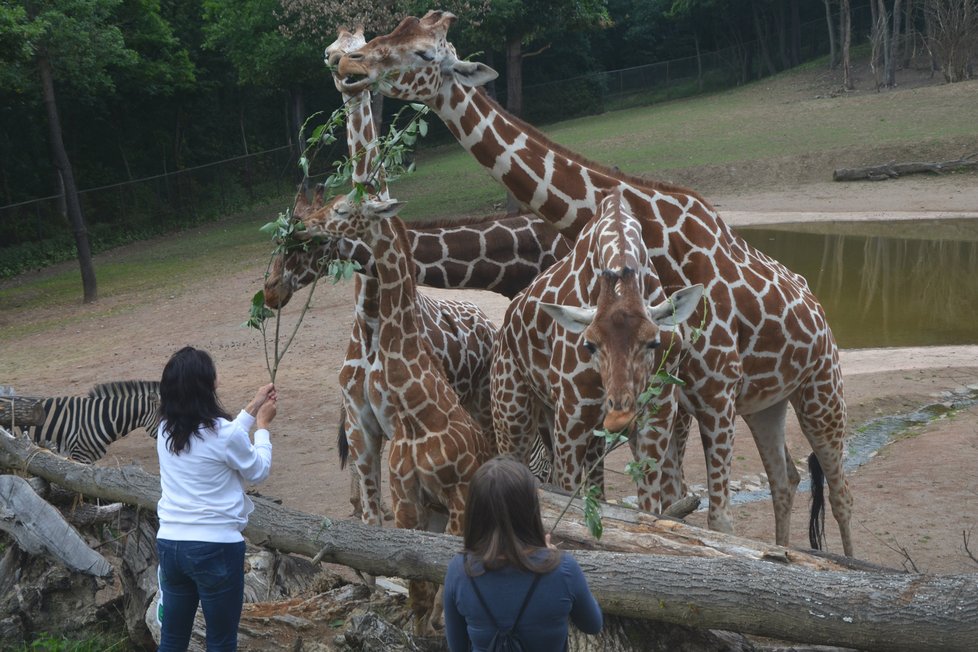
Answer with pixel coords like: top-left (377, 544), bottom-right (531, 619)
top-left (157, 410), bottom-right (272, 543)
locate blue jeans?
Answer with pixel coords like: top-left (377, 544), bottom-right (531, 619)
top-left (157, 539), bottom-right (246, 652)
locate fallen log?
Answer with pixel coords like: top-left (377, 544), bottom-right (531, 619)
top-left (833, 152), bottom-right (978, 181)
top-left (0, 474), bottom-right (112, 577)
top-left (0, 396), bottom-right (46, 428)
top-left (2, 427), bottom-right (977, 651)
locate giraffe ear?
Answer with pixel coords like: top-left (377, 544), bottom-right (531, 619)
top-left (539, 302), bottom-right (596, 334)
top-left (648, 284), bottom-right (704, 328)
top-left (452, 60), bottom-right (498, 87)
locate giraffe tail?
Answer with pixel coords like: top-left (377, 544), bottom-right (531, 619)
top-left (337, 406), bottom-right (350, 470)
top-left (808, 452), bottom-right (827, 550)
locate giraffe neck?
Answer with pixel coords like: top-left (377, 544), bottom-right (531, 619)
top-left (343, 91), bottom-right (388, 197)
top-left (369, 217), bottom-right (426, 391)
top-left (431, 84), bottom-right (708, 239)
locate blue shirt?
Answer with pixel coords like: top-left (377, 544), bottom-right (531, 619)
top-left (443, 551), bottom-right (603, 652)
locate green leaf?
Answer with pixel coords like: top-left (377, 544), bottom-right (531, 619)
top-left (583, 485), bottom-right (603, 539)
top-left (244, 290), bottom-right (274, 330)
top-left (655, 370), bottom-right (686, 387)
top-left (624, 458), bottom-right (657, 484)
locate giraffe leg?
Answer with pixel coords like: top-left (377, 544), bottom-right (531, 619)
top-left (697, 405), bottom-right (738, 535)
top-left (793, 375), bottom-right (852, 556)
top-left (490, 344), bottom-right (539, 464)
top-left (660, 409), bottom-right (693, 510)
top-left (347, 409), bottom-right (387, 526)
top-left (628, 395), bottom-right (678, 513)
top-left (743, 400), bottom-right (795, 547)
top-left (389, 465), bottom-right (437, 634)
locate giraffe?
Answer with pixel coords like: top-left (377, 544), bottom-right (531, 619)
top-left (268, 185), bottom-right (499, 527)
top-left (493, 189), bottom-right (702, 512)
top-left (263, 28), bottom-right (566, 526)
top-left (336, 11), bottom-right (853, 555)
top-left (308, 192), bottom-right (494, 632)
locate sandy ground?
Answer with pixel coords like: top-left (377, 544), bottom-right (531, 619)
top-left (1, 166), bottom-right (977, 578)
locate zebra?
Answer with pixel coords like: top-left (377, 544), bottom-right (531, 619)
top-left (15, 380), bottom-right (161, 463)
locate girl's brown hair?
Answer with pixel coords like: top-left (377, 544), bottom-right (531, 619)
top-left (462, 455), bottom-right (560, 575)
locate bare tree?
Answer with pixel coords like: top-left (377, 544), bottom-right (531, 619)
top-left (925, 0), bottom-right (978, 82)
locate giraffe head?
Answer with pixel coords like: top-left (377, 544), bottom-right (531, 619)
top-left (299, 191), bottom-right (404, 243)
top-left (541, 270), bottom-right (702, 433)
top-left (535, 189), bottom-right (704, 434)
top-left (337, 11), bottom-right (497, 101)
top-left (325, 26), bottom-right (366, 92)
top-left (263, 189), bottom-right (337, 308)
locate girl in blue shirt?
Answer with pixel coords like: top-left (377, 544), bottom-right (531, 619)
top-left (443, 455), bottom-right (603, 651)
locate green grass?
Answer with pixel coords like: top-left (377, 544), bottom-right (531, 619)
top-left (389, 68), bottom-right (978, 221)
top-left (13, 631), bottom-right (132, 652)
top-left (0, 200), bottom-right (285, 339)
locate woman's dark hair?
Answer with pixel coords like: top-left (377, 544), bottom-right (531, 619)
top-left (159, 346), bottom-right (231, 454)
top-left (463, 455), bottom-right (560, 575)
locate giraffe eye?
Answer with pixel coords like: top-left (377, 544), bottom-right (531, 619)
top-left (415, 50), bottom-right (434, 61)
top-left (646, 340), bottom-right (660, 350)
top-left (582, 341), bottom-right (597, 355)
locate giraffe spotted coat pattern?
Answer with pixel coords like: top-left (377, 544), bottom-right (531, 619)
top-left (338, 11), bottom-right (852, 555)
top-left (493, 190), bottom-right (702, 511)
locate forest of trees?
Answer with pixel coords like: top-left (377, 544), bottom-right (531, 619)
top-left (1, 0), bottom-right (975, 300)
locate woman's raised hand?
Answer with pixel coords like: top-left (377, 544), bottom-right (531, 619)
top-left (246, 383), bottom-right (276, 416)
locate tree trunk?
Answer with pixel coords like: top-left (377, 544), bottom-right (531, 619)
top-left (891, 0), bottom-right (905, 81)
top-left (833, 153), bottom-right (978, 180)
top-left (841, 0), bottom-right (854, 89)
top-left (38, 54), bottom-right (97, 303)
top-left (0, 397), bottom-right (46, 427)
top-left (3, 429), bottom-right (977, 651)
top-left (505, 36), bottom-right (523, 117)
top-left (790, 0), bottom-right (802, 65)
top-left (751, 1), bottom-right (778, 76)
top-left (825, 0), bottom-right (839, 68)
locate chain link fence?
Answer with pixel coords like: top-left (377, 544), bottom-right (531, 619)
top-left (0, 146), bottom-right (297, 277)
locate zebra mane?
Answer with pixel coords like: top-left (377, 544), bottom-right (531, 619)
top-left (88, 380), bottom-right (160, 399)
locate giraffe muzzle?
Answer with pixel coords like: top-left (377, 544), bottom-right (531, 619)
top-left (603, 409), bottom-right (635, 434)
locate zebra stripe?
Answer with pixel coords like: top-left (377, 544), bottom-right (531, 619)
top-left (527, 435), bottom-right (553, 484)
top-left (17, 381), bottom-right (161, 463)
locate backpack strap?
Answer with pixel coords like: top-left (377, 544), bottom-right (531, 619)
top-left (468, 570), bottom-right (543, 632)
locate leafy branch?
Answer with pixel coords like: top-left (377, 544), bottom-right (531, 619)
top-left (244, 96), bottom-right (429, 384)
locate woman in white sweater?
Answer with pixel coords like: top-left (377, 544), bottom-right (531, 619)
top-left (155, 346), bottom-right (277, 652)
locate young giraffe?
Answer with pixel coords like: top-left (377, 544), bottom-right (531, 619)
top-left (337, 11), bottom-right (852, 555)
top-left (265, 191), bottom-right (564, 524)
top-left (308, 193), bottom-right (494, 632)
top-left (264, 28), bottom-right (565, 526)
top-left (493, 190), bottom-right (702, 513)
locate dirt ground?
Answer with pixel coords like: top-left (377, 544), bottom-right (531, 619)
top-left (3, 74), bottom-right (978, 578)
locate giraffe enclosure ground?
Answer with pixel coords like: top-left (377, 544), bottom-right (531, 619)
top-left (2, 66), bottom-right (978, 578)
top-left (3, 168), bottom-right (977, 578)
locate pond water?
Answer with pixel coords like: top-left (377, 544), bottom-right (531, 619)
top-left (735, 218), bottom-right (978, 349)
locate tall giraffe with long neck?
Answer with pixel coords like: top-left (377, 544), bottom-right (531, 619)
top-left (338, 11), bottom-right (853, 555)
top-left (264, 28), bottom-right (565, 526)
